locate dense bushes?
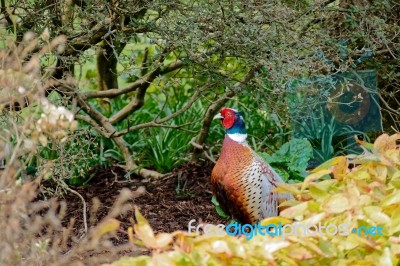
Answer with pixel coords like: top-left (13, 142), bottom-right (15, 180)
top-left (107, 134), bottom-right (400, 265)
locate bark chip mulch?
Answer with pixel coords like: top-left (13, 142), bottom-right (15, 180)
top-left (51, 161), bottom-right (227, 240)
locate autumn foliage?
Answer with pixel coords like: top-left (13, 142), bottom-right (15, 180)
top-left (107, 134), bottom-right (400, 266)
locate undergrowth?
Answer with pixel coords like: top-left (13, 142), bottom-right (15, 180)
top-left (106, 133), bottom-right (400, 266)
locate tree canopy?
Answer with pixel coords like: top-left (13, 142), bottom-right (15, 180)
top-left (1, 0), bottom-right (399, 176)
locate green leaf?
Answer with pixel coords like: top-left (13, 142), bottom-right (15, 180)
top-left (211, 195), bottom-right (230, 219)
top-left (260, 138), bottom-right (313, 181)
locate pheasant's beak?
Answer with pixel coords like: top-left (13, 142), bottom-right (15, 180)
top-left (213, 113), bottom-right (223, 120)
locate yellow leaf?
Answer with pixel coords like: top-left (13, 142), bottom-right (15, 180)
top-left (340, 234), bottom-right (360, 250)
top-left (321, 193), bottom-right (350, 214)
top-left (280, 202), bottom-right (308, 219)
top-left (376, 165), bottom-right (388, 180)
top-left (134, 208), bottom-right (172, 249)
top-left (301, 213), bottom-right (326, 225)
top-left (301, 169), bottom-right (332, 192)
top-left (310, 179), bottom-right (337, 192)
top-left (355, 136), bottom-right (374, 151)
top-left (307, 201), bottom-right (321, 212)
top-left (274, 182), bottom-right (301, 195)
top-left (153, 251), bottom-right (188, 266)
top-left (294, 237), bottom-right (328, 257)
top-left (332, 156), bottom-right (348, 180)
top-left (211, 240), bottom-right (231, 254)
top-left (154, 233), bottom-right (173, 248)
top-left (385, 149), bottom-right (400, 165)
top-left (349, 169), bottom-right (370, 180)
top-left (128, 227), bottom-right (134, 245)
top-left (134, 207), bottom-right (155, 240)
top-left (389, 215), bottom-right (400, 236)
top-left (341, 233), bottom-right (380, 251)
top-left (309, 179), bottom-right (337, 199)
top-left (91, 218), bottom-right (120, 243)
top-left (287, 246), bottom-right (313, 260)
top-left (318, 239), bottom-right (337, 257)
top-left (363, 206), bottom-right (391, 225)
top-left (379, 247), bottom-right (393, 266)
top-left (368, 165), bottom-right (388, 183)
top-left (382, 192), bottom-right (400, 207)
top-left (102, 255), bottom-right (151, 266)
top-left (374, 133), bottom-right (400, 153)
top-left (39, 134), bottom-right (48, 146)
top-left (389, 171), bottom-right (400, 189)
top-left (389, 237), bottom-right (400, 258)
top-left (312, 157), bottom-right (346, 173)
top-left (260, 217), bottom-right (292, 227)
top-left (309, 185), bottom-right (328, 199)
top-left (263, 239), bottom-right (290, 255)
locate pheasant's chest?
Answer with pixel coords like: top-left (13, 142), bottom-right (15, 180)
top-left (212, 143), bottom-right (259, 181)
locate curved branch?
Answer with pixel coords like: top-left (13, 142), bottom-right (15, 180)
top-left (64, 22), bottom-right (148, 57)
top-left (82, 60), bottom-right (183, 100)
top-left (0, 0), bottom-right (13, 26)
top-left (108, 60), bottom-right (183, 124)
top-left (113, 86), bottom-right (205, 137)
top-left (75, 114), bottom-right (110, 138)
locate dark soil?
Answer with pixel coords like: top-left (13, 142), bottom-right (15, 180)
top-left (41, 160), bottom-right (227, 243)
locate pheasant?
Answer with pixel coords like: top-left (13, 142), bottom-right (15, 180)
top-left (211, 107), bottom-right (293, 224)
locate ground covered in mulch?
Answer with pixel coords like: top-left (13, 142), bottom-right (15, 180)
top-left (44, 160), bottom-right (227, 242)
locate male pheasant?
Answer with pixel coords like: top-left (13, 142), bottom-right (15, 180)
top-left (211, 107), bottom-right (293, 224)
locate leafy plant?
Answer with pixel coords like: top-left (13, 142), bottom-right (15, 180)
top-left (211, 195), bottom-right (230, 219)
top-left (260, 138), bottom-right (313, 182)
top-left (143, 127), bottom-right (192, 173)
top-left (175, 172), bottom-right (193, 198)
top-left (294, 107), bottom-right (370, 167)
top-left (107, 133), bottom-right (400, 265)
top-left (31, 129), bottom-right (112, 187)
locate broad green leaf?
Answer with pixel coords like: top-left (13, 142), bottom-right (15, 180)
top-left (211, 195), bottom-right (230, 219)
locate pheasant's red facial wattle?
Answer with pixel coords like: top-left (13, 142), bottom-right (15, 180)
top-left (211, 107), bottom-right (294, 224)
top-left (221, 108), bottom-right (236, 129)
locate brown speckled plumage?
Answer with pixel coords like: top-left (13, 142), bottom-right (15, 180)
top-left (211, 108), bottom-right (293, 224)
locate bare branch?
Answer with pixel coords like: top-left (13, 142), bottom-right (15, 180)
top-left (0, 0), bottom-right (13, 26)
top-left (108, 58), bottom-right (182, 124)
top-left (82, 60), bottom-right (183, 100)
top-left (75, 114), bottom-right (110, 138)
top-left (141, 47), bottom-right (149, 76)
top-left (64, 22), bottom-right (148, 57)
top-left (113, 86), bottom-right (205, 137)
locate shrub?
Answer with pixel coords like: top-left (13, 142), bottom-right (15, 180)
top-left (106, 133), bottom-right (400, 266)
top-left (260, 138), bottom-right (313, 182)
top-left (0, 32), bottom-right (139, 266)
